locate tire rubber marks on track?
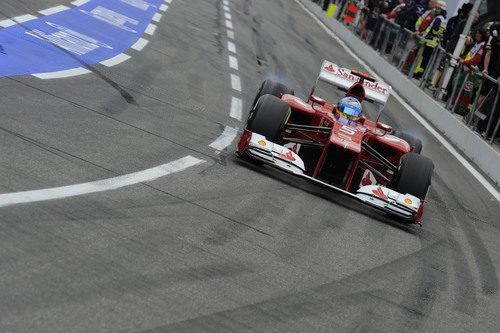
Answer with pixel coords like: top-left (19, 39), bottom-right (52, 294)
top-left (0, 156), bottom-right (205, 208)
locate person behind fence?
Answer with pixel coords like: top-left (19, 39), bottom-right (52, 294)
top-left (381, 0), bottom-right (407, 21)
top-left (368, 0), bottom-right (399, 47)
top-left (394, 0), bottom-right (429, 31)
top-left (413, 1), bottom-right (447, 80)
top-left (443, 3), bottom-right (475, 53)
top-left (475, 24), bottom-right (500, 140)
top-left (452, 28), bottom-right (487, 116)
top-left (474, 23), bottom-right (499, 110)
top-left (401, 0), bottom-right (438, 74)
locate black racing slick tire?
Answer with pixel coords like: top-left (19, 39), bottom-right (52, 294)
top-left (392, 130), bottom-right (423, 154)
top-left (391, 152), bottom-right (434, 200)
top-left (251, 80), bottom-right (294, 109)
top-left (246, 94), bottom-right (291, 142)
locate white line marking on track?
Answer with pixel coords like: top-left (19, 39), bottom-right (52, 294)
top-left (230, 97), bottom-right (243, 121)
top-left (131, 38), bottom-right (149, 51)
top-left (13, 14), bottom-right (38, 23)
top-left (38, 5), bottom-right (70, 16)
top-left (100, 53), bottom-right (131, 67)
top-left (231, 74), bottom-right (241, 92)
top-left (32, 68), bottom-right (91, 79)
top-left (71, 0), bottom-right (91, 6)
top-left (225, 12), bottom-right (232, 20)
top-left (223, 0), bottom-right (229, 5)
top-left (229, 55), bottom-right (239, 70)
top-left (227, 29), bottom-right (234, 40)
top-left (0, 19), bottom-right (16, 28)
top-left (224, 5), bottom-right (230, 12)
top-left (209, 126), bottom-right (239, 151)
top-left (0, 156), bottom-right (205, 208)
top-left (159, 4), bottom-right (168, 12)
top-left (295, 0), bottom-right (500, 202)
top-left (225, 19), bottom-right (233, 30)
top-left (153, 13), bottom-right (162, 22)
top-left (227, 41), bottom-right (236, 54)
top-left (145, 23), bottom-right (157, 35)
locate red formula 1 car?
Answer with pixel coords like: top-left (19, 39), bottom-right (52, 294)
top-left (238, 61), bottom-right (434, 223)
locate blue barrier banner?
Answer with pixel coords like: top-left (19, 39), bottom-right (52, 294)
top-left (0, 0), bottom-right (164, 77)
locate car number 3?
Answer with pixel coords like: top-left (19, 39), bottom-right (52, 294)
top-left (339, 125), bottom-right (356, 135)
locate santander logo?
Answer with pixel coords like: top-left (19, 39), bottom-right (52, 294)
top-left (324, 65), bottom-right (388, 94)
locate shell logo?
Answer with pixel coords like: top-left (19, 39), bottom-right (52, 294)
top-left (404, 198), bottom-right (413, 205)
top-left (258, 140), bottom-right (266, 146)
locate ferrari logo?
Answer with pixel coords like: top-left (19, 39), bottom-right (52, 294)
top-left (372, 187), bottom-right (388, 199)
top-left (278, 151), bottom-right (295, 161)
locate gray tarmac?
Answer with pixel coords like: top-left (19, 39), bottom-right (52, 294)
top-left (0, 0), bottom-right (499, 332)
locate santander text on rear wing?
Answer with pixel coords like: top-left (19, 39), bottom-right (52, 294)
top-left (313, 60), bottom-right (392, 105)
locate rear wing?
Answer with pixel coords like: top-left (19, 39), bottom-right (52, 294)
top-left (309, 60), bottom-right (392, 106)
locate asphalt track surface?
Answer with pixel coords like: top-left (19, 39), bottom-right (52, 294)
top-left (0, 0), bottom-right (499, 332)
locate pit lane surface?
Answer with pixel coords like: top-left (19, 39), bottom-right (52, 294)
top-left (0, 0), bottom-right (499, 332)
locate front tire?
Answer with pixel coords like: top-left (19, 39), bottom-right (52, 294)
top-left (251, 80), bottom-right (294, 109)
top-left (391, 152), bottom-right (434, 200)
top-left (392, 130), bottom-right (423, 154)
top-left (246, 94), bottom-right (291, 142)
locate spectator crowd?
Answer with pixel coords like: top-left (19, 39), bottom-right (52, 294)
top-left (313, 0), bottom-right (500, 145)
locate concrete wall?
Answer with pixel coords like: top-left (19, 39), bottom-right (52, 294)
top-left (299, 0), bottom-right (500, 186)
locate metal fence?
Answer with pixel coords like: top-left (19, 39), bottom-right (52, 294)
top-left (318, 0), bottom-right (500, 144)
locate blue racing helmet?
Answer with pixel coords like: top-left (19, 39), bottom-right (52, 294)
top-left (337, 97), bottom-right (362, 122)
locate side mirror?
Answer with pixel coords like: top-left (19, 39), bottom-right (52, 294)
top-left (376, 122), bottom-right (392, 133)
top-left (309, 95), bottom-right (326, 106)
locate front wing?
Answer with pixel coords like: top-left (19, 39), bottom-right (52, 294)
top-left (238, 130), bottom-right (424, 223)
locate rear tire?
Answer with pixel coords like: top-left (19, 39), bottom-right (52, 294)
top-left (251, 80), bottom-right (294, 109)
top-left (391, 152), bottom-right (434, 200)
top-left (392, 130), bottom-right (423, 154)
top-left (246, 94), bottom-right (291, 142)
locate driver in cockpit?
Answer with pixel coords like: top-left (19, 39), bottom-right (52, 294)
top-left (334, 96), bottom-right (362, 126)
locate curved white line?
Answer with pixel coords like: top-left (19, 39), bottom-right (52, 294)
top-left (39, 5), bottom-right (70, 16)
top-left (100, 53), bottom-right (131, 67)
top-left (0, 156), bottom-right (205, 208)
top-left (71, 0), bottom-right (91, 6)
top-left (131, 38), bottom-right (149, 51)
top-left (209, 126), bottom-right (239, 151)
top-left (145, 23), bottom-right (157, 35)
top-left (33, 67), bottom-right (91, 79)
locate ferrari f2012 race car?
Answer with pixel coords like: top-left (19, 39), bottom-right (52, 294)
top-left (237, 61), bottom-right (434, 224)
